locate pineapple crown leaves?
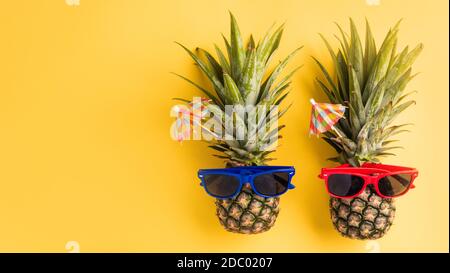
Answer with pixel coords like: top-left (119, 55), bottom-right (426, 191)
top-left (174, 12), bottom-right (302, 166)
top-left (315, 18), bottom-right (423, 166)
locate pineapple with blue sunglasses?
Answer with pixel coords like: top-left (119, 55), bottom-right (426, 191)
top-left (174, 13), bottom-right (300, 234)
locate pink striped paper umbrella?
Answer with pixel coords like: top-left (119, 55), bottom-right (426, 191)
top-left (309, 98), bottom-right (346, 137)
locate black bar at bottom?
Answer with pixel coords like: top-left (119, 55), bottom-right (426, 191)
top-left (0, 253), bottom-right (447, 271)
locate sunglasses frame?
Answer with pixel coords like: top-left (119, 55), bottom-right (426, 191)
top-left (318, 163), bottom-right (418, 198)
top-left (198, 166), bottom-right (296, 199)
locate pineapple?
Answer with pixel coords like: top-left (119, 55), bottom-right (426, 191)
top-left (175, 13), bottom-right (301, 234)
top-left (314, 19), bottom-right (422, 239)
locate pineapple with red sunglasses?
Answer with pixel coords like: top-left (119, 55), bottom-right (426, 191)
top-left (312, 19), bottom-right (422, 239)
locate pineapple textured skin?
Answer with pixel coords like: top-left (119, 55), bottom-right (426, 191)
top-left (216, 184), bottom-right (280, 234)
top-left (213, 161), bottom-right (280, 234)
top-left (330, 186), bottom-right (396, 239)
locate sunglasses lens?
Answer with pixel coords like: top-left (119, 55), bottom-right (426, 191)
top-left (203, 174), bottom-right (240, 198)
top-left (378, 174), bottom-right (412, 197)
top-left (327, 174), bottom-right (365, 197)
top-left (253, 172), bottom-right (289, 197)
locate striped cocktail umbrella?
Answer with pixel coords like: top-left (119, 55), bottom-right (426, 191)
top-left (174, 98), bottom-right (213, 142)
top-left (309, 98), bottom-right (346, 137)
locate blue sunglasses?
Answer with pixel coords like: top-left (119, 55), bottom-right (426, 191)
top-left (198, 166), bottom-right (296, 199)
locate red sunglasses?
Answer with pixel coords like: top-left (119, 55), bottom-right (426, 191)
top-left (318, 163), bottom-right (418, 198)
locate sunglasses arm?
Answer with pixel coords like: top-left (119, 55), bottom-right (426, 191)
top-left (410, 173), bottom-right (419, 189)
top-left (198, 174), bottom-right (203, 187)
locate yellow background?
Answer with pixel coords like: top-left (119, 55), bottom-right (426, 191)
top-left (0, 0), bottom-right (448, 252)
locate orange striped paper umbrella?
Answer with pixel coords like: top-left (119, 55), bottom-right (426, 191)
top-left (309, 98), bottom-right (346, 137)
top-left (174, 98), bottom-right (213, 142)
